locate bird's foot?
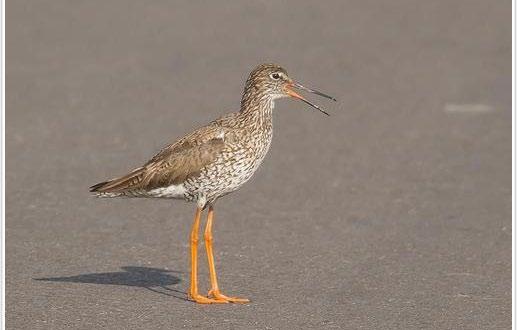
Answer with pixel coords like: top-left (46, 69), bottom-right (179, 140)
top-left (208, 289), bottom-right (250, 303)
top-left (188, 292), bottom-right (228, 304)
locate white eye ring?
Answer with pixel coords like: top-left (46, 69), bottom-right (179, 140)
top-left (270, 72), bottom-right (281, 80)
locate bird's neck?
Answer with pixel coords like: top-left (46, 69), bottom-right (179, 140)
top-left (239, 90), bottom-right (274, 126)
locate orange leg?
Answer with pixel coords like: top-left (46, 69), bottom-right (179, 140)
top-left (205, 205), bottom-right (249, 303)
top-left (188, 207), bottom-right (226, 304)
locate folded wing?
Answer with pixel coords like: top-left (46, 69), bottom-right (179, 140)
top-left (90, 128), bottom-right (226, 195)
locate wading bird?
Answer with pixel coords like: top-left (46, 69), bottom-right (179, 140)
top-left (90, 64), bottom-right (335, 303)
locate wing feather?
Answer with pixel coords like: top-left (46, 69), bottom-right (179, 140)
top-left (90, 126), bottom-right (227, 194)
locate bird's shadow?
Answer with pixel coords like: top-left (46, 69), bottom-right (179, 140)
top-left (34, 266), bottom-right (188, 301)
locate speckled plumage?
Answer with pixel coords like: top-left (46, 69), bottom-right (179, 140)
top-left (91, 64), bottom-right (284, 208)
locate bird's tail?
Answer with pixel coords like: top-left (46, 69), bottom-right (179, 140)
top-left (89, 167), bottom-right (145, 196)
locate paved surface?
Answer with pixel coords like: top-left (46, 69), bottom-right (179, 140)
top-left (6, 1), bottom-right (511, 329)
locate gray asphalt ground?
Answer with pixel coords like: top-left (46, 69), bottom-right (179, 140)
top-left (6, 1), bottom-right (511, 329)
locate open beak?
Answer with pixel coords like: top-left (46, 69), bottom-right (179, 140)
top-left (284, 82), bottom-right (336, 116)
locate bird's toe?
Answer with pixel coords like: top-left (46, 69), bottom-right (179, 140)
top-left (189, 293), bottom-right (228, 304)
top-left (208, 289), bottom-right (250, 303)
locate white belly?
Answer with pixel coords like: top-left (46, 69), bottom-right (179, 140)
top-left (147, 184), bottom-right (186, 198)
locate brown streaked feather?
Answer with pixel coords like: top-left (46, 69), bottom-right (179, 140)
top-left (90, 125), bottom-right (227, 194)
top-left (141, 137), bottom-right (225, 189)
top-left (89, 167), bottom-right (145, 193)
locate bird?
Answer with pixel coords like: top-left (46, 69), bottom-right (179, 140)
top-left (90, 63), bottom-right (336, 304)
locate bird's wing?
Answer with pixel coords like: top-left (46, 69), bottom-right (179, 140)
top-left (142, 129), bottom-right (226, 189)
top-left (90, 125), bottom-right (227, 194)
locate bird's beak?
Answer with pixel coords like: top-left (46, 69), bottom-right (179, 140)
top-left (284, 81), bottom-right (336, 116)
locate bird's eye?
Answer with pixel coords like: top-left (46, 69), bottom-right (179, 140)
top-left (271, 73), bottom-right (281, 80)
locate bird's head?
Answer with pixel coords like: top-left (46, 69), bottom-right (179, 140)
top-left (242, 63), bottom-right (336, 116)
